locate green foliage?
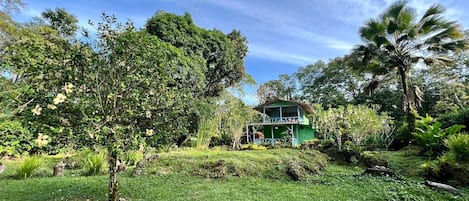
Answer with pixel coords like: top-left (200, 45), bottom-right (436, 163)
top-left (241, 144), bottom-right (267, 150)
top-left (0, 120), bottom-right (32, 156)
top-left (437, 107), bottom-right (469, 132)
top-left (359, 151), bottom-right (389, 168)
top-left (40, 7), bottom-right (78, 37)
top-left (422, 154), bottom-right (469, 185)
top-left (83, 152), bottom-right (107, 176)
top-left (296, 59), bottom-right (361, 108)
top-left (15, 156), bottom-right (42, 179)
top-left (312, 104), bottom-right (393, 149)
top-left (412, 114), bottom-right (465, 156)
top-left (196, 112), bottom-right (221, 150)
top-left (145, 11), bottom-right (247, 97)
top-left (350, 1), bottom-right (467, 139)
top-left (123, 150), bottom-right (144, 166)
top-left (444, 134), bottom-right (469, 161)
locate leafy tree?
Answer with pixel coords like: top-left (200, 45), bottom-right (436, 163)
top-left (77, 15), bottom-right (205, 200)
top-left (145, 11), bottom-right (247, 97)
top-left (2, 10), bottom-right (206, 200)
top-left (40, 8), bottom-right (78, 37)
top-left (351, 1), bottom-right (467, 141)
top-left (296, 58), bottom-right (361, 108)
top-left (278, 74), bottom-right (297, 100)
top-left (312, 104), bottom-right (393, 150)
top-left (218, 93), bottom-right (258, 149)
top-left (0, 0), bottom-right (25, 13)
top-left (256, 79), bottom-right (284, 103)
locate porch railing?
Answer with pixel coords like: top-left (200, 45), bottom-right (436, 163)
top-left (263, 116), bottom-right (302, 123)
top-left (253, 138), bottom-right (298, 145)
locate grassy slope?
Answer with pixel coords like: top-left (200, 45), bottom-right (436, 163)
top-left (1, 149), bottom-right (468, 201)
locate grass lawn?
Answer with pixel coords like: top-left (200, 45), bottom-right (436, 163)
top-left (1, 149), bottom-right (468, 201)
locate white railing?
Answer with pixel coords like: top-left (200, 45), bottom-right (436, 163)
top-left (254, 138), bottom-right (298, 145)
top-left (263, 116), bottom-right (302, 123)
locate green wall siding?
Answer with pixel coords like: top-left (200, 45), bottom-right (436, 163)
top-left (261, 125), bottom-right (315, 145)
top-left (298, 126), bottom-right (314, 144)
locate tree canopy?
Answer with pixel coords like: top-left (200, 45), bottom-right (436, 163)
top-left (145, 11), bottom-right (248, 97)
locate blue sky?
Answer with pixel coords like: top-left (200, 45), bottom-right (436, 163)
top-left (14, 0), bottom-right (469, 104)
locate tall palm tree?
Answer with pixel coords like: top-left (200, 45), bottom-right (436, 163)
top-left (351, 1), bottom-right (467, 141)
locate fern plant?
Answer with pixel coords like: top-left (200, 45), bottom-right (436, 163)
top-left (16, 156), bottom-right (42, 179)
top-left (445, 134), bottom-right (469, 161)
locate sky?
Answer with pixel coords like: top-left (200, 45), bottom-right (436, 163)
top-left (13, 0), bottom-right (469, 105)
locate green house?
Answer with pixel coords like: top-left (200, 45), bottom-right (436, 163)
top-left (246, 99), bottom-right (315, 146)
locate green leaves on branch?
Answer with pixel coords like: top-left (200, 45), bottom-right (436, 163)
top-left (312, 105), bottom-right (393, 150)
top-left (145, 11), bottom-right (248, 97)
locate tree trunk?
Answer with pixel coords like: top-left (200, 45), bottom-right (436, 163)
top-left (398, 66), bottom-right (414, 144)
top-left (108, 150), bottom-right (119, 201)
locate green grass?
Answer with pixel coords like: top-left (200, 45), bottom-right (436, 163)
top-left (144, 148), bottom-right (327, 179)
top-left (0, 149), bottom-right (468, 201)
top-left (382, 146), bottom-right (437, 178)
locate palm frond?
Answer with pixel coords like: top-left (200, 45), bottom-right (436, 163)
top-left (381, 0), bottom-right (407, 21)
top-left (397, 8), bottom-right (415, 32)
top-left (420, 4), bottom-right (445, 21)
top-left (360, 20), bottom-right (386, 41)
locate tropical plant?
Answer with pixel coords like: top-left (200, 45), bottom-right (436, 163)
top-left (15, 156), bottom-right (42, 179)
top-left (412, 114), bottom-right (465, 156)
top-left (83, 152), bottom-right (107, 176)
top-left (349, 1), bottom-right (467, 142)
top-left (444, 133), bottom-right (469, 161)
top-left (437, 107), bottom-right (469, 132)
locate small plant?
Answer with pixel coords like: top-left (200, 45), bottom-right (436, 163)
top-left (15, 156), bottom-right (42, 179)
top-left (444, 134), bottom-right (469, 161)
top-left (123, 150), bottom-right (144, 166)
top-left (83, 152), bottom-right (107, 176)
top-left (359, 151), bottom-right (389, 168)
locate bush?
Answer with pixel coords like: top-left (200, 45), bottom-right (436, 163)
top-left (438, 107), bottom-right (469, 132)
top-left (444, 134), bottom-right (469, 162)
top-left (391, 123), bottom-right (410, 149)
top-left (359, 151), bottom-right (389, 168)
top-left (412, 114), bottom-right (465, 157)
top-left (15, 156), bottom-right (42, 179)
top-left (301, 138), bottom-right (321, 149)
top-left (240, 144), bottom-right (267, 150)
top-left (123, 150), bottom-right (144, 166)
top-left (422, 154), bottom-right (469, 185)
top-left (0, 120), bottom-right (33, 157)
top-left (83, 152), bottom-right (107, 176)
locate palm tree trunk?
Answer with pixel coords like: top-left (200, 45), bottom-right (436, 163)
top-left (398, 66), bottom-right (414, 144)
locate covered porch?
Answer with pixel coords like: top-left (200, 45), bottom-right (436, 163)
top-left (245, 123), bottom-right (301, 146)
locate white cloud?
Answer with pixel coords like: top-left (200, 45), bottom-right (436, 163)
top-left (249, 44), bottom-right (317, 66)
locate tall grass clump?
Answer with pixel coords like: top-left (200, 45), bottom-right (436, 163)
top-left (83, 152), bottom-right (107, 176)
top-left (15, 156), bottom-right (42, 179)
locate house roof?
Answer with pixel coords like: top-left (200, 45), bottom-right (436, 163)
top-left (254, 99), bottom-right (314, 114)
